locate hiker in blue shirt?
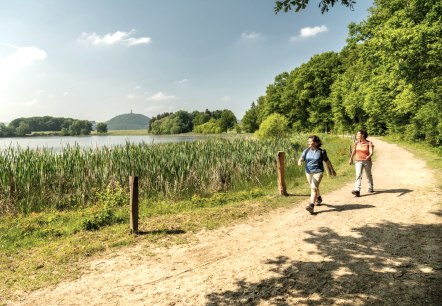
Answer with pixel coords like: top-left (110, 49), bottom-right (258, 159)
top-left (298, 135), bottom-right (335, 214)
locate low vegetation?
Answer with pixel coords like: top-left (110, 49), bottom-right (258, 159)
top-left (0, 134), bottom-right (353, 300)
top-left (1, 136), bottom-right (321, 214)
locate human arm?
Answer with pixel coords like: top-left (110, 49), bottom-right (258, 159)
top-left (349, 144), bottom-right (356, 165)
top-left (297, 157), bottom-right (304, 166)
top-left (322, 150), bottom-right (336, 176)
top-left (324, 160), bottom-right (336, 176)
top-left (298, 148), bottom-right (307, 166)
top-left (366, 142), bottom-right (374, 160)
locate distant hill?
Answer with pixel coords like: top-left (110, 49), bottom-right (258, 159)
top-left (106, 112), bottom-right (150, 130)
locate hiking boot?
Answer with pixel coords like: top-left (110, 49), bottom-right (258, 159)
top-left (352, 190), bottom-right (360, 197)
top-left (316, 196), bottom-right (323, 206)
top-left (306, 203), bottom-right (315, 214)
top-left (368, 188), bottom-right (374, 193)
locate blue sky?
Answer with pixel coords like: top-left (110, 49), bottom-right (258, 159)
top-left (0, 0), bottom-right (373, 123)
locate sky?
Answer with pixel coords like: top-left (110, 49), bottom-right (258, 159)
top-left (0, 0), bottom-right (373, 124)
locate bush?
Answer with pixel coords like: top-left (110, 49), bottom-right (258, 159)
top-left (255, 113), bottom-right (290, 139)
top-left (82, 207), bottom-right (125, 231)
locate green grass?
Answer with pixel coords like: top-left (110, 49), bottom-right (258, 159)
top-left (0, 134), bottom-right (355, 301)
top-left (1, 137), bottom-right (311, 214)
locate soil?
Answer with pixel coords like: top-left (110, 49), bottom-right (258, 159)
top-left (7, 138), bottom-right (442, 305)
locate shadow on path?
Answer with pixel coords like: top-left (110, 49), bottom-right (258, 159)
top-left (313, 203), bottom-right (375, 215)
top-left (137, 229), bottom-right (186, 236)
top-left (431, 210), bottom-right (442, 217)
top-left (286, 193), bottom-right (310, 197)
top-left (206, 222), bottom-right (442, 305)
top-left (363, 189), bottom-right (413, 197)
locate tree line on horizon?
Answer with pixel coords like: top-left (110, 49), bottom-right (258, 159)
top-left (148, 109), bottom-right (238, 135)
top-left (0, 116), bottom-right (108, 137)
top-left (241, 0), bottom-right (441, 146)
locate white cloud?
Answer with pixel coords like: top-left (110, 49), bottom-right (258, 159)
top-left (126, 37), bottom-right (152, 46)
top-left (79, 30), bottom-right (151, 47)
top-left (146, 92), bottom-right (177, 101)
top-left (300, 25), bottom-right (328, 37)
top-left (290, 25), bottom-right (329, 41)
top-left (241, 31), bottom-right (263, 40)
top-left (175, 78), bottom-right (189, 84)
top-left (0, 46), bottom-right (47, 82)
top-left (222, 96), bottom-right (232, 102)
top-left (126, 94), bottom-right (136, 99)
top-left (63, 92), bottom-right (69, 96)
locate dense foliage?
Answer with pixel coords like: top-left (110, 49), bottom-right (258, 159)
top-left (96, 122), bottom-right (108, 134)
top-left (255, 113), bottom-right (290, 139)
top-left (1, 117), bottom-right (93, 137)
top-left (148, 109), bottom-right (237, 135)
top-left (251, 0), bottom-right (441, 146)
top-left (274, 0), bottom-right (355, 14)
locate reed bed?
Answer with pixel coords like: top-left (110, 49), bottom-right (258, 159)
top-left (0, 137), bottom-right (308, 214)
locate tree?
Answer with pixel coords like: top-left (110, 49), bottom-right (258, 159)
top-left (255, 113), bottom-right (290, 139)
top-left (96, 122), bottom-right (108, 134)
top-left (0, 123), bottom-right (15, 137)
top-left (16, 122), bottom-right (31, 136)
top-left (274, 0), bottom-right (355, 14)
top-left (193, 119), bottom-right (223, 134)
top-left (68, 120), bottom-right (92, 136)
top-left (173, 110), bottom-right (193, 133)
top-left (241, 102), bottom-right (260, 133)
top-left (192, 112), bottom-right (211, 127)
top-left (347, 0), bottom-right (442, 144)
top-left (219, 110), bottom-right (237, 132)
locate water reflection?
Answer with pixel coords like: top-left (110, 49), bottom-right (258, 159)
top-left (0, 134), bottom-right (212, 151)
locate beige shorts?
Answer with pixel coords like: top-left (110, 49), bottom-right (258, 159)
top-left (305, 172), bottom-right (323, 189)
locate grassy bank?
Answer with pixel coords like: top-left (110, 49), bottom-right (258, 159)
top-left (100, 130), bottom-right (148, 136)
top-left (0, 134), bottom-right (354, 301)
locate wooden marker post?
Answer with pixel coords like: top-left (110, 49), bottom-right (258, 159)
top-left (277, 151), bottom-right (288, 196)
top-left (129, 176), bottom-right (139, 234)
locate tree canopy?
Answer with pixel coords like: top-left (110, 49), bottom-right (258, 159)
top-left (274, 0), bottom-right (356, 14)
top-left (1, 116), bottom-right (95, 137)
top-left (249, 0), bottom-right (441, 146)
top-left (148, 109), bottom-right (237, 135)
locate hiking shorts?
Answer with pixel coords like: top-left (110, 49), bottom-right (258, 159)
top-left (305, 172), bottom-right (323, 189)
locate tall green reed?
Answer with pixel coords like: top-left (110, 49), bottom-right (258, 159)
top-left (0, 137), bottom-right (308, 214)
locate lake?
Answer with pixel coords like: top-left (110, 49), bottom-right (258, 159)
top-left (0, 134), bottom-right (213, 151)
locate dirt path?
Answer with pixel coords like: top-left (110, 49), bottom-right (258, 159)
top-left (8, 139), bottom-right (442, 305)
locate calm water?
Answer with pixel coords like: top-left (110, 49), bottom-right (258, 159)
top-left (0, 134), bottom-right (211, 151)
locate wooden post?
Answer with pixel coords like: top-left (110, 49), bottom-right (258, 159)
top-left (277, 151), bottom-right (288, 196)
top-left (129, 176), bottom-right (139, 234)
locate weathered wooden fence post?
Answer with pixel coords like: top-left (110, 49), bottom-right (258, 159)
top-left (277, 151), bottom-right (288, 196)
top-left (129, 176), bottom-right (139, 234)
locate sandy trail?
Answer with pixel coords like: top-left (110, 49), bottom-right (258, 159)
top-left (8, 138), bottom-right (442, 305)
